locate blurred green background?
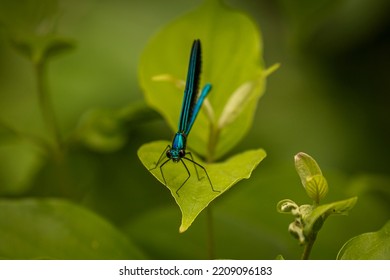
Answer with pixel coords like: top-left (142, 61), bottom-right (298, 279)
top-left (0, 0), bottom-right (389, 259)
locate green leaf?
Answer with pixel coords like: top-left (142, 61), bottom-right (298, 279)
top-left (0, 140), bottom-right (44, 195)
top-left (138, 140), bottom-right (266, 232)
top-left (74, 108), bottom-right (127, 152)
top-left (11, 35), bottom-right (75, 64)
top-left (294, 152), bottom-right (322, 185)
top-left (218, 63), bottom-right (280, 129)
top-left (139, 0), bottom-right (268, 160)
top-left (276, 199), bottom-right (299, 214)
top-left (337, 220), bottom-right (390, 260)
top-left (294, 152), bottom-right (328, 202)
top-left (303, 197), bottom-right (358, 238)
top-left (305, 174), bottom-right (328, 204)
top-left (0, 0), bottom-right (74, 64)
top-left (0, 198), bottom-right (145, 259)
top-left (74, 102), bottom-right (158, 152)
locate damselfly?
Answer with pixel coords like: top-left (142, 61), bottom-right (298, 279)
top-left (150, 39), bottom-right (219, 196)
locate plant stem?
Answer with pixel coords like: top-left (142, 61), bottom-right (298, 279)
top-left (301, 233), bottom-right (317, 260)
top-left (35, 60), bottom-right (62, 155)
top-left (205, 109), bottom-right (219, 259)
top-left (206, 206), bottom-right (216, 259)
top-left (207, 123), bottom-right (219, 163)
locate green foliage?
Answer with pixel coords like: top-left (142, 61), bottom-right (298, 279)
top-left (0, 199), bottom-right (144, 259)
top-left (277, 153), bottom-right (358, 259)
top-left (303, 197), bottom-right (357, 237)
top-left (11, 35), bottom-right (75, 65)
top-left (0, 0), bottom-right (388, 261)
top-left (0, 0), bottom-right (74, 65)
top-left (0, 139), bottom-right (44, 196)
top-left (139, 0), bottom-right (273, 161)
top-left (337, 220), bottom-right (390, 260)
top-left (294, 152), bottom-right (328, 204)
top-left (137, 0), bottom-right (276, 232)
top-left (74, 102), bottom-right (159, 153)
top-left (138, 141), bottom-right (266, 232)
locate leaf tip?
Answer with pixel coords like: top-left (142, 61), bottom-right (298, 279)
top-left (179, 225), bottom-right (188, 233)
top-left (264, 63), bottom-right (281, 77)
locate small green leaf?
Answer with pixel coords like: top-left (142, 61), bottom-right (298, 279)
top-left (0, 0), bottom-right (73, 64)
top-left (139, 0), bottom-right (269, 160)
top-left (276, 199), bottom-right (299, 214)
top-left (74, 108), bottom-right (126, 152)
top-left (138, 141), bottom-right (266, 232)
top-left (218, 63), bottom-right (280, 129)
top-left (303, 197), bottom-right (358, 238)
top-left (288, 220), bottom-right (305, 244)
top-left (74, 102), bottom-right (159, 152)
top-left (11, 35), bottom-right (75, 64)
top-left (337, 220), bottom-right (390, 260)
top-left (305, 174), bottom-right (328, 204)
top-left (294, 152), bottom-right (322, 186)
top-left (39, 36), bottom-right (75, 61)
top-left (0, 198), bottom-right (145, 259)
top-left (0, 140), bottom-right (44, 195)
top-left (294, 152), bottom-right (328, 202)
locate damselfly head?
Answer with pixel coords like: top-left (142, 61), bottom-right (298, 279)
top-left (166, 149), bottom-right (185, 162)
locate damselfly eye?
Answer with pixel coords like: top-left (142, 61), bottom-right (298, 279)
top-left (179, 150), bottom-right (185, 158)
top-left (166, 150), bottom-right (172, 158)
